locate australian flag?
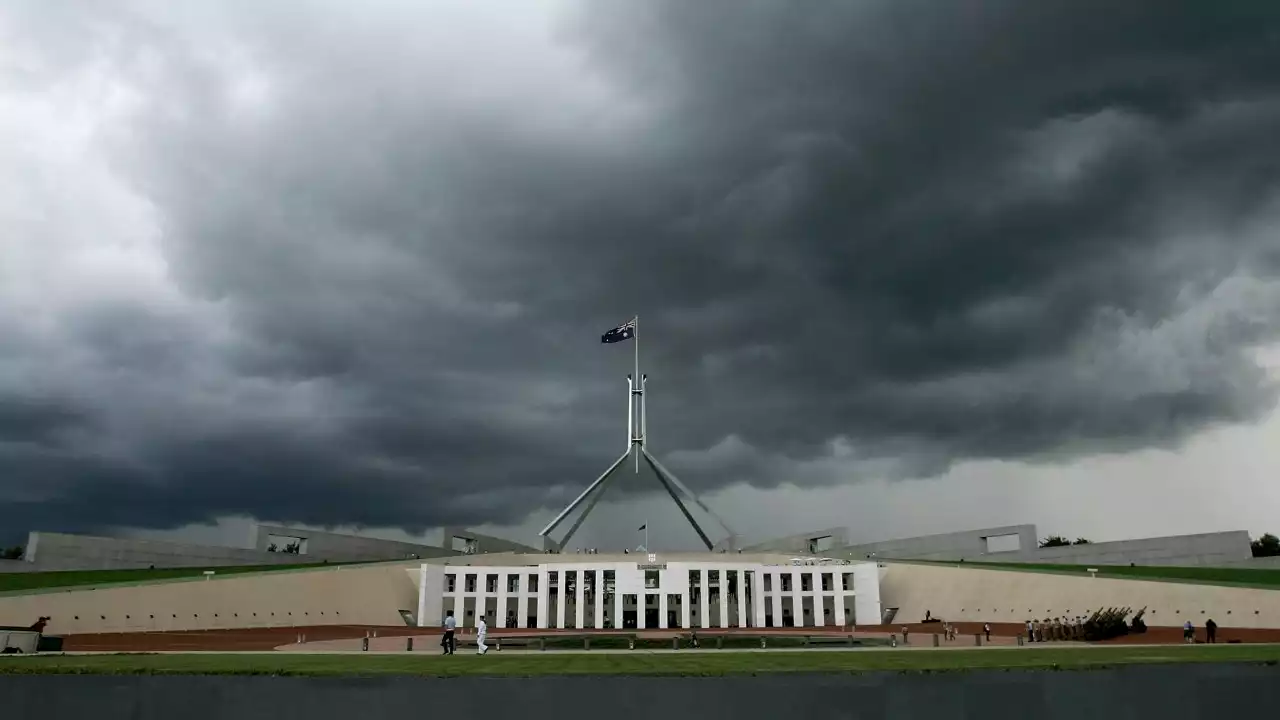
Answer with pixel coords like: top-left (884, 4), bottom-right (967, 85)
top-left (601, 317), bottom-right (636, 344)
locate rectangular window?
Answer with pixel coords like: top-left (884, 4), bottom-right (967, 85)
top-left (801, 574), bottom-right (812, 592)
top-left (763, 574), bottom-right (772, 592)
top-left (445, 574), bottom-right (457, 593)
top-left (464, 574), bottom-right (476, 593)
top-left (508, 575), bottom-right (520, 593)
top-left (781, 574), bottom-right (793, 592)
top-left (486, 574), bottom-right (498, 593)
top-left (645, 570), bottom-right (660, 589)
top-left (528, 574), bottom-right (539, 593)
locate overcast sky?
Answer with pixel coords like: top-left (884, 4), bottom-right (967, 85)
top-left (3, 0), bottom-right (1280, 551)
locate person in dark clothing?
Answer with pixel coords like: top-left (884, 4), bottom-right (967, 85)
top-left (1205, 618), bottom-right (1217, 644)
top-left (441, 610), bottom-right (457, 655)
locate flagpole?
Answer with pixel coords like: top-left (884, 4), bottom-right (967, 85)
top-left (645, 521), bottom-right (649, 552)
top-left (633, 314), bottom-right (640, 474)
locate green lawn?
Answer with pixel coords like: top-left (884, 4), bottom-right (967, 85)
top-left (0, 563), bottom-right (334, 594)
top-left (922, 561), bottom-right (1280, 589)
top-left (2, 645), bottom-right (1278, 677)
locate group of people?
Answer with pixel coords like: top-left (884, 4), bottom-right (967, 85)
top-left (438, 610), bottom-right (489, 656)
top-left (1026, 616), bottom-right (1088, 642)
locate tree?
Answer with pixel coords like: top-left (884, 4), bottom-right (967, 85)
top-left (0, 546), bottom-right (23, 560)
top-left (1039, 535), bottom-right (1071, 548)
top-left (1251, 533), bottom-right (1280, 558)
top-left (1072, 538), bottom-right (1092, 545)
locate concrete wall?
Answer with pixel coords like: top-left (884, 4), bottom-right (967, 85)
top-left (437, 527), bottom-right (540, 554)
top-left (836, 525), bottom-right (1038, 561)
top-left (252, 524), bottom-right (457, 562)
top-left (980, 531), bottom-right (1253, 567)
top-left (23, 532), bottom-right (320, 571)
top-left (741, 527), bottom-right (849, 554)
top-left (0, 563), bottom-right (419, 635)
top-left (878, 561), bottom-right (1280, 629)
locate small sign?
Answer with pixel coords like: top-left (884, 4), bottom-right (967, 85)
top-left (648, 553), bottom-right (657, 563)
top-left (637, 564), bottom-right (667, 571)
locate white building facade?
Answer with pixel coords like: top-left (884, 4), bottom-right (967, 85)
top-left (417, 555), bottom-right (881, 630)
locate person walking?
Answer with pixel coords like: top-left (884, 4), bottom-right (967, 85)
top-left (1205, 618), bottom-right (1217, 644)
top-left (476, 616), bottom-right (489, 655)
top-left (1183, 620), bottom-right (1194, 644)
top-left (984, 623), bottom-right (991, 642)
top-left (441, 610), bottom-right (457, 655)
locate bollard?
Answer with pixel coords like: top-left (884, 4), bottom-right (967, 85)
top-left (716, 636), bottom-right (723, 649)
top-left (296, 633), bottom-right (302, 645)
top-left (373, 630), bottom-right (378, 638)
top-left (975, 633), bottom-right (982, 646)
top-left (628, 637), bottom-right (635, 650)
top-left (584, 637), bottom-right (590, 651)
top-left (406, 637), bottom-right (413, 652)
top-left (361, 637), bottom-right (369, 652)
top-left (932, 633), bottom-right (940, 647)
top-left (760, 636), bottom-right (767, 648)
top-left (539, 638), bottom-right (546, 651)
top-left (673, 636), bottom-right (679, 650)
top-left (890, 635), bottom-right (898, 648)
top-left (847, 635), bottom-right (854, 647)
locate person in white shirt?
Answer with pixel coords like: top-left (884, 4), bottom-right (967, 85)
top-left (476, 617), bottom-right (488, 655)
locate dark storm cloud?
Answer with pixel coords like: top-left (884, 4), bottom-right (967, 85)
top-left (4, 0), bottom-right (1280, 542)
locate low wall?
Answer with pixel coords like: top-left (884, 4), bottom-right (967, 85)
top-left (981, 531), bottom-right (1253, 567)
top-left (879, 561), bottom-right (1280, 628)
top-left (23, 532), bottom-right (319, 571)
top-left (253, 525), bottom-right (459, 562)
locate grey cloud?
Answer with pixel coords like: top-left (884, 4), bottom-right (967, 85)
top-left (3, 0), bottom-right (1280, 545)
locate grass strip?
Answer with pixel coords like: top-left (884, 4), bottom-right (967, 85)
top-left (3, 644), bottom-right (1279, 677)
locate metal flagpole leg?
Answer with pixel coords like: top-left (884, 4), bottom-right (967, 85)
top-left (539, 448), bottom-right (632, 538)
top-left (643, 448), bottom-right (737, 538)
top-left (642, 452), bottom-right (714, 550)
top-left (555, 452), bottom-right (627, 549)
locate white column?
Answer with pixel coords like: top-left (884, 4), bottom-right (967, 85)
top-left (659, 592), bottom-right (669, 629)
top-left (497, 571), bottom-right (509, 629)
top-left (699, 569), bottom-right (710, 629)
top-left (791, 570), bottom-right (803, 627)
top-left (811, 571), bottom-right (825, 627)
top-left (770, 573), bottom-right (782, 626)
top-left (594, 570), bottom-right (605, 629)
top-left (613, 576), bottom-right (623, 629)
top-left (555, 571), bottom-right (567, 629)
top-left (637, 593), bottom-right (647, 630)
top-left (752, 571), bottom-right (766, 628)
top-left (475, 574), bottom-right (487, 628)
top-left (575, 570), bottom-right (586, 629)
top-left (536, 567), bottom-right (550, 629)
top-left (717, 569), bottom-right (729, 628)
top-left (681, 576), bottom-right (692, 629)
top-left (518, 571), bottom-right (530, 628)
top-left (736, 570), bottom-right (747, 628)
top-left (834, 585), bottom-right (846, 628)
